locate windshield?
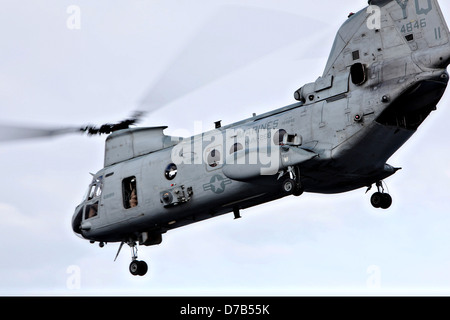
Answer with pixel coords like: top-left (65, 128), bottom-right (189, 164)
top-left (83, 176), bottom-right (103, 202)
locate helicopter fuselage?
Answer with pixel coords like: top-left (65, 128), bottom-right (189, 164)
top-left (72, 0), bottom-right (450, 258)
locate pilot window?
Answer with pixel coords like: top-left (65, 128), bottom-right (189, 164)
top-left (85, 202), bottom-right (98, 219)
top-left (87, 177), bottom-right (103, 201)
top-left (95, 184), bottom-right (102, 197)
top-left (87, 185), bottom-right (96, 200)
top-left (122, 176), bottom-right (138, 209)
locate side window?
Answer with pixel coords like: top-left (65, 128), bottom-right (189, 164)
top-left (207, 149), bottom-right (221, 167)
top-left (164, 163), bottom-right (178, 180)
top-left (273, 129), bottom-right (287, 145)
top-left (229, 142), bottom-right (243, 154)
top-left (85, 202), bottom-right (98, 219)
top-left (122, 176), bottom-right (138, 209)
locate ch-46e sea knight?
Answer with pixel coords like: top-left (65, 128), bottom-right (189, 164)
top-left (72, 0), bottom-right (450, 276)
top-left (71, 0), bottom-right (450, 275)
top-left (8, 0), bottom-right (449, 276)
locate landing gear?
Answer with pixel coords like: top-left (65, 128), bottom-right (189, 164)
top-left (369, 181), bottom-right (392, 209)
top-left (129, 260), bottom-right (148, 276)
top-left (279, 166), bottom-right (303, 196)
top-left (129, 243), bottom-right (148, 276)
top-left (115, 241), bottom-right (149, 276)
top-left (371, 192), bottom-right (392, 209)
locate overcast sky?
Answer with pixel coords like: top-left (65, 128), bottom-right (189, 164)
top-left (1, 0), bottom-right (450, 295)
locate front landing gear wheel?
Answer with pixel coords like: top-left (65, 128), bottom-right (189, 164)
top-left (129, 260), bottom-right (148, 276)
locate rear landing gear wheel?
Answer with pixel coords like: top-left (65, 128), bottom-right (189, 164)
top-left (370, 182), bottom-right (392, 210)
top-left (371, 192), bottom-right (383, 208)
top-left (129, 260), bottom-right (148, 276)
top-left (293, 186), bottom-right (304, 197)
top-left (282, 178), bottom-right (295, 195)
top-left (380, 193), bottom-right (392, 209)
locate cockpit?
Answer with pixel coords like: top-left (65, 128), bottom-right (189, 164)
top-left (71, 175), bottom-right (103, 236)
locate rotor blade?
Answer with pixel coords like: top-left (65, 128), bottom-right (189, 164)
top-left (137, 5), bottom-right (326, 114)
top-left (0, 110), bottom-right (145, 143)
top-left (0, 124), bottom-right (81, 143)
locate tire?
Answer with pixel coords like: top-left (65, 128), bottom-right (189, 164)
top-left (282, 179), bottom-right (295, 194)
top-left (370, 192), bottom-right (383, 208)
top-left (380, 193), bottom-right (392, 209)
top-left (137, 260), bottom-right (148, 276)
top-left (130, 260), bottom-right (148, 276)
top-left (293, 186), bottom-right (304, 197)
top-left (129, 260), bottom-right (140, 276)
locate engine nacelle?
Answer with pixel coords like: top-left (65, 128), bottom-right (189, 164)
top-left (294, 82), bottom-right (315, 103)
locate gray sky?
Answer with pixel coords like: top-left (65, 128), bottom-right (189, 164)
top-left (1, 0), bottom-right (450, 295)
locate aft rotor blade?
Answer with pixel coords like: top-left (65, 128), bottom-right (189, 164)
top-left (137, 5), bottom-right (325, 114)
top-left (0, 124), bottom-right (81, 143)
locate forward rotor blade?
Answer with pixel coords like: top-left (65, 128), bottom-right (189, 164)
top-left (0, 111), bottom-right (145, 143)
top-left (137, 5), bottom-right (325, 114)
top-left (0, 124), bottom-right (81, 143)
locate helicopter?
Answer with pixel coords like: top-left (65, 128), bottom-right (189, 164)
top-left (4, 0), bottom-right (450, 276)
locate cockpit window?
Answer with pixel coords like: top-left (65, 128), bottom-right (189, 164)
top-left (87, 185), bottom-right (96, 200)
top-left (94, 184), bottom-right (102, 197)
top-left (87, 177), bottom-right (103, 201)
top-left (85, 202), bottom-right (98, 219)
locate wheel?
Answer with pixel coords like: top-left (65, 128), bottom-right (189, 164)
top-left (129, 260), bottom-right (140, 276)
top-left (293, 186), bottom-right (304, 197)
top-left (371, 192), bottom-right (392, 209)
top-left (137, 260), bottom-right (148, 276)
top-left (129, 260), bottom-right (148, 276)
top-left (380, 193), bottom-right (392, 209)
top-left (370, 192), bottom-right (383, 208)
top-left (282, 179), bottom-right (295, 194)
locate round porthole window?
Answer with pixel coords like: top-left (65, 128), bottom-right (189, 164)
top-left (229, 142), bottom-right (243, 154)
top-left (207, 149), bottom-right (221, 167)
top-left (273, 129), bottom-right (287, 145)
top-left (164, 163), bottom-right (178, 180)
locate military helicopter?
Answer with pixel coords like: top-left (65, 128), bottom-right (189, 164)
top-left (4, 0), bottom-right (450, 276)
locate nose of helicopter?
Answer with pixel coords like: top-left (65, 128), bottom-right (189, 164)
top-left (71, 205), bottom-right (84, 237)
